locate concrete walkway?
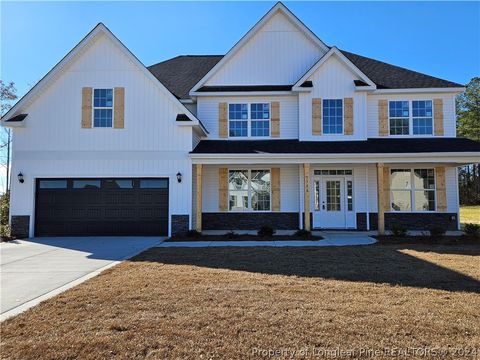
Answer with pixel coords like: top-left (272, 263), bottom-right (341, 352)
top-left (1, 237), bottom-right (163, 320)
top-left (158, 233), bottom-right (377, 248)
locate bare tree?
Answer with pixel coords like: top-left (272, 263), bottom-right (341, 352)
top-left (1, 80), bottom-right (18, 193)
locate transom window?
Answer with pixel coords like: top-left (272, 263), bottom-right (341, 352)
top-left (389, 100), bottom-right (433, 136)
top-left (390, 168), bottom-right (436, 212)
top-left (229, 103), bottom-right (270, 137)
top-left (93, 89), bottom-right (113, 128)
top-left (228, 169), bottom-right (271, 211)
top-left (322, 99), bottom-right (343, 134)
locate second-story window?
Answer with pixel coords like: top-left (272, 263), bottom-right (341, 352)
top-left (389, 100), bottom-right (433, 136)
top-left (322, 99), bottom-right (343, 134)
top-left (93, 89), bottom-right (113, 128)
top-left (229, 103), bottom-right (270, 137)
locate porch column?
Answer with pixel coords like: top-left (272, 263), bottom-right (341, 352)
top-left (195, 164), bottom-right (202, 232)
top-left (376, 163), bottom-right (385, 235)
top-left (303, 163), bottom-right (311, 231)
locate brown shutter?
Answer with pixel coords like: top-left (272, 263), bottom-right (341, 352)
top-left (81, 87), bottom-right (92, 128)
top-left (344, 97), bottom-right (354, 135)
top-left (435, 167), bottom-right (447, 212)
top-left (434, 99), bottom-right (444, 136)
top-left (312, 98), bottom-right (322, 135)
top-left (271, 168), bottom-right (280, 211)
top-left (271, 101), bottom-right (280, 137)
top-left (219, 168), bottom-right (228, 211)
top-left (114, 87), bottom-right (125, 129)
top-left (383, 166), bottom-right (390, 212)
top-left (219, 103), bottom-right (228, 138)
top-left (378, 99), bottom-right (388, 136)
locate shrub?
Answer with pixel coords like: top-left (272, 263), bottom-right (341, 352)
top-left (464, 223), bottom-right (480, 238)
top-left (185, 229), bottom-right (201, 238)
top-left (258, 226), bottom-right (275, 237)
top-left (225, 231), bottom-right (239, 239)
top-left (0, 224), bottom-right (11, 241)
top-left (390, 224), bottom-right (408, 237)
top-left (429, 226), bottom-right (446, 238)
top-left (294, 229), bottom-right (311, 238)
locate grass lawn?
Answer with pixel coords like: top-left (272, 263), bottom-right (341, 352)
top-left (460, 205), bottom-right (480, 226)
top-left (1, 244), bottom-right (480, 359)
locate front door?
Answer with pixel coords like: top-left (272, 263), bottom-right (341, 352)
top-left (313, 177), bottom-right (347, 229)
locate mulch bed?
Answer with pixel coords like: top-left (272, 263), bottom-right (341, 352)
top-left (166, 234), bottom-right (324, 242)
top-left (374, 235), bottom-right (479, 245)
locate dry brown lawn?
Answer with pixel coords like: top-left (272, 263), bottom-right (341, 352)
top-left (1, 244), bottom-right (480, 359)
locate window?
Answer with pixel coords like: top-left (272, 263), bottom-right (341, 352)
top-left (228, 103), bottom-right (270, 137)
top-left (105, 179), bottom-right (133, 189)
top-left (347, 180), bottom-right (353, 211)
top-left (322, 99), bottom-right (343, 134)
top-left (388, 100), bottom-right (433, 136)
top-left (93, 89), bottom-right (113, 128)
top-left (250, 103), bottom-right (270, 137)
top-left (139, 179), bottom-right (168, 189)
top-left (228, 169), bottom-right (271, 211)
top-left (73, 180), bottom-right (101, 189)
top-left (390, 169), bottom-right (436, 212)
top-left (314, 170), bottom-right (353, 176)
top-left (412, 100), bottom-right (433, 135)
top-left (39, 180), bottom-right (67, 189)
top-left (389, 101), bottom-right (409, 135)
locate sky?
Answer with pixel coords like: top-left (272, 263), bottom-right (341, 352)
top-left (0, 1), bottom-right (479, 191)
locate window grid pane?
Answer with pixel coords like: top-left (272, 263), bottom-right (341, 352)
top-left (389, 101), bottom-right (409, 135)
top-left (326, 180), bottom-right (341, 211)
top-left (412, 100), bottom-right (433, 135)
top-left (322, 99), bottom-right (343, 134)
top-left (347, 180), bottom-right (353, 211)
top-left (229, 104), bottom-right (248, 137)
top-left (228, 170), bottom-right (249, 211)
top-left (251, 170), bottom-right (271, 211)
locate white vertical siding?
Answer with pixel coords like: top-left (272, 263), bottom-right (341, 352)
top-left (206, 12), bottom-right (325, 86)
top-left (299, 55), bottom-right (368, 141)
top-left (367, 93), bottom-right (457, 138)
top-left (197, 96), bottom-right (298, 139)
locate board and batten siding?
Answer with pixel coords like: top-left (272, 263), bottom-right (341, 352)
top-left (298, 55), bottom-right (368, 141)
top-left (9, 32), bottom-right (194, 236)
top-left (197, 96), bottom-right (299, 139)
top-left (367, 93), bottom-right (457, 138)
top-left (205, 12), bottom-right (326, 86)
top-left (201, 165), bottom-right (300, 212)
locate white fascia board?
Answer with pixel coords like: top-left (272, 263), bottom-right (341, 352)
top-left (292, 47), bottom-right (376, 91)
top-left (1, 23), bottom-right (201, 126)
top-left (191, 91), bottom-right (294, 97)
top-left (190, 152), bottom-right (480, 165)
top-left (373, 88), bottom-right (465, 94)
top-left (189, 2), bottom-right (329, 95)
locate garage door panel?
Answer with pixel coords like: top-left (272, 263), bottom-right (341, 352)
top-left (35, 178), bottom-right (169, 236)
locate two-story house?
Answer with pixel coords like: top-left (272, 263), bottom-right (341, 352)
top-left (2, 3), bottom-right (480, 238)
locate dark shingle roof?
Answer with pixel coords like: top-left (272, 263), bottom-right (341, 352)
top-left (191, 138), bottom-right (480, 155)
top-left (341, 50), bottom-right (464, 89)
top-left (197, 85), bottom-right (292, 92)
top-left (148, 51), bottom-right (463, 99)
top-left (148, 55), bottom-right (223, 99)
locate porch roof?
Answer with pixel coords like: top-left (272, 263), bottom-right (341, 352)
top-left (191, 138), bottom-right (480, 155)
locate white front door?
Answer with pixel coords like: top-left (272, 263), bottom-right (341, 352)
top-left (313, 177), bottom-right (347, 229)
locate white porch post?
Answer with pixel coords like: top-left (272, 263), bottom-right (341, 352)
top-left (195, 164), bottom-right (202, 232)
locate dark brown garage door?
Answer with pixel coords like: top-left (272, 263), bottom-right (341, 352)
top-left (35, 178), bottom-right (169, 236)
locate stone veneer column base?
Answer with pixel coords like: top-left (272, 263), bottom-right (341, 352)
top-left (11, 215), bottom-right (30, 238)
top-left (171, 215), bottom-right (189, 236)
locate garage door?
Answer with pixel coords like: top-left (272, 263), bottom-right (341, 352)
top-left (35, 178), bottom-right (169, 236)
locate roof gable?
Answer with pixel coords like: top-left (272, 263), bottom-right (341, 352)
top-left (1, 23), bottom-right (203, 129)
top-left (189, 2), bottom-right (329, 93)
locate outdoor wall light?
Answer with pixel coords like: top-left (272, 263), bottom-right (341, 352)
top-left (176, 172), bottom-right (182, 183)
top-left (18, 172), bottom-right (24, 184)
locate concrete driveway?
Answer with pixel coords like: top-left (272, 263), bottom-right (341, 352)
top-left (0, 237), bottom-right (163, 319)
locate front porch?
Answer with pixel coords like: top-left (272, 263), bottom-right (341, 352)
top-left (191, 160), bottom-right (462, 235)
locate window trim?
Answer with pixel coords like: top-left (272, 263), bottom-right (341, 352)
top-left (227, 168), bottom-right (272, 212)
top-left (390, 167), bottom-right (437, 213)
top-left (92, 88), bottom-right (115, 128)
top-left (227, 102), bottom-right (271, 139)
top-left (322, 98), bottom-right (344, 135)
top-left (388, 100), bottom-right (434, 137)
